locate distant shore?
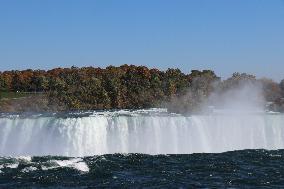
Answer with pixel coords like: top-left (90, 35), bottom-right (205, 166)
top-left (1, 65), bottom-right (284, 113)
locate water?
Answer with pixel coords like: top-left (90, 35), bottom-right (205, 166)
top-left (0, 110), bottom-right (283, 156)
top-left (0, 150), bottom-right (284, 188)
top-left (0, 109), bottom-right (284, 188)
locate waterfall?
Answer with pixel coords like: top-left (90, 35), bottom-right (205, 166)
top-left (0, 113), bottom-right (284, 156)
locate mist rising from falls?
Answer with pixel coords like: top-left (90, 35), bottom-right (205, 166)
top-left (0, 113), bottom-right (284, 156)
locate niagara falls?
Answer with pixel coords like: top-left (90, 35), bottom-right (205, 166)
top-left (1, 0), bottom-right (284, 188)
top-left (1, 111), bottom-right (284, 156)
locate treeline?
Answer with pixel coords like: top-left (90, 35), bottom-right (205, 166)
top-left (0, 65), bottom-right (283, 112)
top-left (0, 65), bottom-right (218, 111)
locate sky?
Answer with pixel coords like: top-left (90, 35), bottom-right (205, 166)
top-left (0, 0), bottom-right (283, 81)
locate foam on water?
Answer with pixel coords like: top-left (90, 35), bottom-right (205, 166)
top-left (51, 158), bottom-right (89, 172)
top-left (16, 156), bottom-right (32, 161)
top-left (21, 166), bottom-right (38, 173)
top-left (0, 157), bottom-right (89, 173)
top-left (6, 163), bottom-right (19, 169)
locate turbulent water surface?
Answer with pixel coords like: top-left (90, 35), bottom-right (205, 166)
top-left (0, 109), bottom-right (284, 188)
top-left (0, 150), bottom-right (284, 188)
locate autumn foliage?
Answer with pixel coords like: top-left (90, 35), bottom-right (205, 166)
top-left (0, 65), bottom-right (283, 112)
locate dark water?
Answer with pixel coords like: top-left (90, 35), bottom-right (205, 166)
top-left (0, 149), bottom-right (283, 188)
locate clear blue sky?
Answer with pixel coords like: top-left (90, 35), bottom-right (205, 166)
top-left (0, 0), bottom-right (283, 81)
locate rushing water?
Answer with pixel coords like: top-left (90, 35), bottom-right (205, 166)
top-left (0, 110), bottom-right (283, 156)
top-left (0, 109), bottom-right (284, 188)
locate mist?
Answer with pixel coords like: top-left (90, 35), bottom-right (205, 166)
top-left (166, 74), bottom-right (268, 115)
top-left (204, 82), bottom-right (265, 114)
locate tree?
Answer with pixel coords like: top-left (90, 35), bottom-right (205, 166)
top-left (280, 79), bottom-right (284, 97)
top-left (31, 75), bottom-right (49, 92)
top-left (0, 75), bottom-right (8, 91)
top-left (260, 78), bottom-right (281, 102)
top-left (280, 79), bottom-right (284, 91)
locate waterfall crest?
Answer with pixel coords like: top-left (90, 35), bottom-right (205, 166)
top-left (0, 114), bottom-right (284, 156)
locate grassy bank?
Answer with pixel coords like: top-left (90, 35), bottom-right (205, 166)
top-left (0, 92), bottom-right (50, 112)
top-left (0, 92), bottom-right (33, 100)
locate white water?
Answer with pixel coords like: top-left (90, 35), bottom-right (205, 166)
top-left (0, 113), bottom-right (284, 156)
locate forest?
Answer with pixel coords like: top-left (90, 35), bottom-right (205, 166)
top-left (0, 65), bottom-right (283, 113)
